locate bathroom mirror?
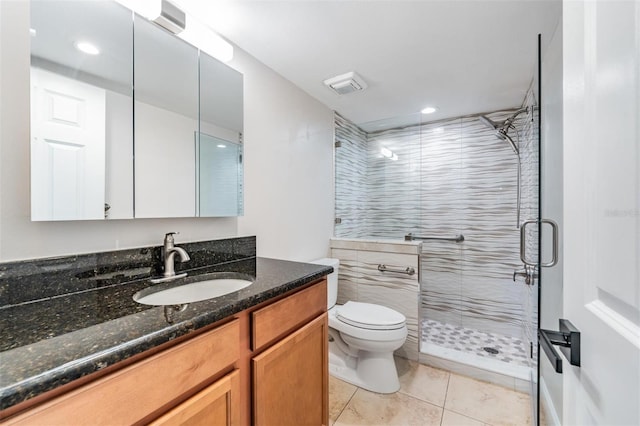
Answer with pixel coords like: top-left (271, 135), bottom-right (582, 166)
top-left (30, 0), bottom-right (134, 220)
top-left (30, 0), bottom-right (244, 221)
top-left (133, 15), bottom-right (199, 218)
top-left (134, 16), bottom-right (244, 218)
top-left (199, 49), bottom-right (244, 217)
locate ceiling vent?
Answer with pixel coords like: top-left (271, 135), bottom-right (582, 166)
top-left (153, 0), bottom-right (186, 34)
top-left (323, 72), bottom-right (368, 95)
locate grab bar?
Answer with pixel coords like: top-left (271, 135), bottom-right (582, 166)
top-left (404, 233), bottom-right (464, 243)
top-left (377, 264), bottom-right (416, 276)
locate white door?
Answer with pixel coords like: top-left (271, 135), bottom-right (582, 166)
top-left (561, 1), bottom-right (640, 425)
top-left (31, 68), bottom-right (106, 220)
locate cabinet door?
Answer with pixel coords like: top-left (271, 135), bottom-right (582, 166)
top-left (252, 314), bottom-right (328, 426)
top-left (150, 369), bottom-right (240, 426)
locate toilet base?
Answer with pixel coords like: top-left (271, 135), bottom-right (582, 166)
top-left (329, 340), bottom-right (401, 394)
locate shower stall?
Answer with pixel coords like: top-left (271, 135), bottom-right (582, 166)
top-left (333, 92), bottom-right (539, 385)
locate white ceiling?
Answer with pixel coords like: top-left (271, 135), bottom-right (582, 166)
top-left (175, 0), bottom-right (561, 131)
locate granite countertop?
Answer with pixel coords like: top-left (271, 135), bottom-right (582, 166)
top-left (0, 255), bottom-right (332, 411)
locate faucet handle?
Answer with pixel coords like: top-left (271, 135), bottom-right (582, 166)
top-left (164, 232), bottom-right (179, 245)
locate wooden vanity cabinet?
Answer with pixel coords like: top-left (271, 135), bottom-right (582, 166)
top-left (3, 279), bottom-right (328, 426)
top-left (250, 281), bottom-right (329, 426)
top-left (4, 320), bottom-right (240, 425)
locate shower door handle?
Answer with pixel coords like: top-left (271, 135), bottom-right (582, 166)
top-left (520, 219), bottom-right (558, 267)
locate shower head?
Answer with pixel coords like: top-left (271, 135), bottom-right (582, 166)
top-left (479, 115), bottom-right (501, 130)
top-left (479, 107), bottom-right (528, 155)
top-left (496, 130), bottom-right (519, 154)
top-left (479, 115), bottom-right (518, 154)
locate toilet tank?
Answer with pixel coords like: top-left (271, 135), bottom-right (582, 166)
top-left (310, 258), bottom-right (339, 309)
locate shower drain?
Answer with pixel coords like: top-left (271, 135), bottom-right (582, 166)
top-left (482, 347), bottom-right (500, 355)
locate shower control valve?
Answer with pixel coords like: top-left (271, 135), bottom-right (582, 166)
top-left (513, 265), bottom-right (538, 285)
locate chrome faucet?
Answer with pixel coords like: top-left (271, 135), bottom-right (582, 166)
top-left (162, 232), bottom-right (190, 278)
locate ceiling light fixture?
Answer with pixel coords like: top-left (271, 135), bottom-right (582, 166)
top-left (178, 15), bottom-right (234, 63)
top-left (153, 0), bottom-right (185, 34)
top-left (114, 0), bottom-right (233, 62)
top-left (217, 144), bottom-right (227, 148)
top-left (74, 41), bottom-right (100, 55)
top-left (421, 106), bottom-right (438, 114)
top-left (380, 147), bottom-right (393, 158)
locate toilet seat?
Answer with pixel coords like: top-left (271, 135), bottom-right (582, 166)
top-left (336, 301), bottom-right (406, 330)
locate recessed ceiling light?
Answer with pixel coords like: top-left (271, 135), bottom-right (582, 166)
top-left (421, 106), bottom-right (438, 114)
top-left (380, 147), bottom-right (393, 158)
top-left (217, 144), bottom-right (227, 148)
top-left (74, 41), bottom-right (100, 55)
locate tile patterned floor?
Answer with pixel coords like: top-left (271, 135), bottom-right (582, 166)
top-left (330, 357), bottom-right (533, 426)
top-left (422, 319), bottom-right (530, 367)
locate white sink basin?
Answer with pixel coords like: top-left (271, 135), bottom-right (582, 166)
top-left (133, 278), bottom-right (253, 306)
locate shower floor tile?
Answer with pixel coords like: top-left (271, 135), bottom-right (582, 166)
top-left (421, 319), bottom-right (530, 367)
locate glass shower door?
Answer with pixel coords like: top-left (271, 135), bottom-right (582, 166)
top-left (523, 31), bottom-right (564, 426)
top-left (537, 25), bottom-right (564, 426)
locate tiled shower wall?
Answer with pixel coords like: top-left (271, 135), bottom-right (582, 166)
top-left (334, 106), bottom-right (538, 341)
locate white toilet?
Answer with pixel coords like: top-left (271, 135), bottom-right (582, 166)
top-left (312, 258), bottom-right (408, 394)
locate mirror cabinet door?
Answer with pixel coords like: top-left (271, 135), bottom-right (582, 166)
top-left (198, 51), bottom-right (244, 217)
top-left (30, 0), bottom-right (134, 220)
top-left (133, 15), bottom-right (199, 219)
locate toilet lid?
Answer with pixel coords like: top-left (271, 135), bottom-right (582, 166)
top-left (337, 301), bottom-right (406, 330)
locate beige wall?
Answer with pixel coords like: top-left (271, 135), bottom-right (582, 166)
top-left (0, 1), bottom-right (334, 262)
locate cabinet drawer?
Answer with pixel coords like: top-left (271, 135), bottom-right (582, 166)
top-left (251, 280), bottom-right (326, 351)
top-left (6, 320), bottom-right (239, 425)
top-left (150, 369), bottom-right (240, 426)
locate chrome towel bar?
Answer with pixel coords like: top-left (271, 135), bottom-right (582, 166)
top-left (377, 264), bottom-right (416, 276)
top-left (404, 233), bottom-right (464, 243)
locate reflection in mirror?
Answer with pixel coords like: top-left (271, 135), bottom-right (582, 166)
top-left (199, 44), bottom-right (244, 217)
top-left (133, 14), bottom-right (199, 219)
top-left (30, 0), bottom-right (134, 221)
top-left (197, 134), bottom-right (244, 217)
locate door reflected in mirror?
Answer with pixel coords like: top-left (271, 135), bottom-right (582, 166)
top-left (30, 0), bottom-right (133, 221)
